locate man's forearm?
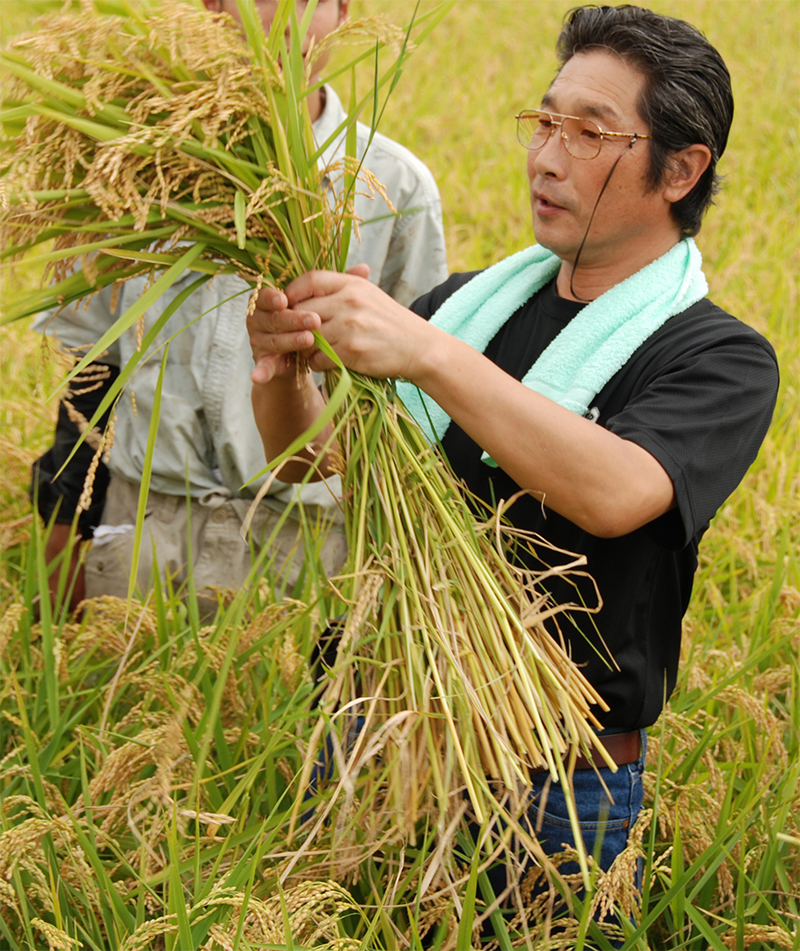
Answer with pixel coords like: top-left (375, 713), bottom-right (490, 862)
top-left (412, 332), bottom-right (675, 537)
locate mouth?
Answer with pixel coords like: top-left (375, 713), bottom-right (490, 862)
top-left (533, 190), bottom-right (566, 214)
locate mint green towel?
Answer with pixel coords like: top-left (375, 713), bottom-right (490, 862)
top-left (396, 238), bottom-right (708, 463)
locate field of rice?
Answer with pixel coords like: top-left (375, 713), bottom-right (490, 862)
top-left (0, 1), bottom-right (798, 948)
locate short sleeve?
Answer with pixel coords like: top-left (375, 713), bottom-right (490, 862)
top-left (409, 271), bottom-right (482, 319)
top-left (604, 314), bottom-right (778, 548)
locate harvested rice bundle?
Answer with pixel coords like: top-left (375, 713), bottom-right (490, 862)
top-left (277, 369), bottom-right (612, 890)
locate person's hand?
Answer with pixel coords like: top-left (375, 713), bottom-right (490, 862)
top-left (247, 263), bottom-right (372, 385)
top-left (45, 522), bottom-right (86, 614)
top-left (250, 264), bottom-right (427, 383)
top-left (247, 292), bottom-right (321, 386)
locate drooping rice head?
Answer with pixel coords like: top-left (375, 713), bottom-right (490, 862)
top-left (0, 0), bottom-right (407, 312)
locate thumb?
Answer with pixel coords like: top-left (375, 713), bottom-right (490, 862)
top-left (346, 262), bottom-right (371, 279)
top-left (251, 354), bottom-right (279, 385)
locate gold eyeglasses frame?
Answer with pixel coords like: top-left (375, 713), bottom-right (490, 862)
top-left (515, 108), bottom-right (652, 160)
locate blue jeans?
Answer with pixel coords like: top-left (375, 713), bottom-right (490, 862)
top-left (528, 729), bottom-right (648, 878)
top-left (477, 729), bottom-right (647, 941)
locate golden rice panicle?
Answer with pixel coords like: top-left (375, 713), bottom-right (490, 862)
top-left (118, 915), bottom-right (180, 951)
top-left (0, 813), bottom-right (101, 913)
top-left (590, 808), bottom-right (652, 926)
top-left (643, 701), bottom-right (799, 916)
top-left (1, 3), bottom-right (284, 279)
top-left (70, 595), bottom-right (158, 656)
top-left (0, 0), bottom-right (409, 302)
top-left (0, 769), bottom-right (68, 819)
top-left (30, 918), bottom-right (82, 951)
top-left (264, 880), bottom-right (364, 946)
top-left (721, 925), bottom-right (796, 950)
top-left (0, 602), bottom-right (25, 661)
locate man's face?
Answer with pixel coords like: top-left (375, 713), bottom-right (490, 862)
top-left (527, 50), bottom-right (676, 273)
top-left (213, 1), bottom-right (346, 74)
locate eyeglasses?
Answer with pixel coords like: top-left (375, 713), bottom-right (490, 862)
top-left (515, 109), bottom-right (652, 160)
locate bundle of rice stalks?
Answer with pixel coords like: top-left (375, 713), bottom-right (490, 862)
top-left (274, 371), bottom-right (613, 894)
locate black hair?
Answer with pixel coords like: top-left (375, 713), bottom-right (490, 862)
top-left (557, 5), bottom-right (734, 235)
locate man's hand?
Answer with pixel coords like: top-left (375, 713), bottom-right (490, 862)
top-left (247, 296), bottom-right (321, 386)
top-left (247, 267), bottom-right (377, 479)
top-left (247, 263), bottom-right (370, 384)
top-left (249, 264), bottom-right (431, 383)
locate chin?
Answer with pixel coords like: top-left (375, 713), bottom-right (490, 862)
top-left (532, 229), bottom-right (567, 259)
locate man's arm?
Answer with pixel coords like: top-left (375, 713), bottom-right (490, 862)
top-left (408, 328), bottom-right (675, 537)
top-left (249, 271), bottom-right (674, 537)
top-left (249, 363), bottom-right (335, 483)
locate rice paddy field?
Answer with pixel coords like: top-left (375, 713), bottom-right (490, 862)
top-left (0, 0), bottom-right (798, 948)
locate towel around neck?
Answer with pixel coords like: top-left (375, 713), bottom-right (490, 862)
top-left (396, 238), bottom-right (708, 464)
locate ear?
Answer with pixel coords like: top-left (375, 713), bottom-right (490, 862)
top-left (338, 0), bottom-right (350, 25)
top-left (662, 144), bottom-right (713, 203)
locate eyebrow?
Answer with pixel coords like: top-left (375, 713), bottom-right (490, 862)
top-left (540, 91), bottom-right (622, 124)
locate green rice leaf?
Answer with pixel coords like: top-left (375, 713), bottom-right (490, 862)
top-left (56, 240), bottom-right (207, 394)
top-left (127, 343), bottom-right (169, 603)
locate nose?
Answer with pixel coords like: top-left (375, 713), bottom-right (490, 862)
top-left (530, 126), bottom-right (569, 179)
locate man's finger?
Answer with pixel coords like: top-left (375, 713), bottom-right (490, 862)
top-left (248, 307), bottom-right (320, 339)
top-left (251, 355), bottom-right (278, 386)
top-left (251, 327), bottom-right (317, 356)
top-left (254, 286), bottom-right (288, 312)
top-left (283, 269), bottom-right (356, 306)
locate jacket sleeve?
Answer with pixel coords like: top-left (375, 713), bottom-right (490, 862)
top-left (376, 171), bottom-right (449, 306)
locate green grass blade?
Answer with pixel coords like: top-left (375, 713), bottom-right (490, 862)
top-left (53, 241), bottom-right (207, 393)
top-left (234, 190), bottom-right (247, 250)
top-left (126, 343), bottom-right (169, 603)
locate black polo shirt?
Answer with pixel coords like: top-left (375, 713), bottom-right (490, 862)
top-left (410, 273), bottom-right (778, 728)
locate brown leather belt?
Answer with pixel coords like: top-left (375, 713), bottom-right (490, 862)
top-left (531, 730), bottom-right (641, 775)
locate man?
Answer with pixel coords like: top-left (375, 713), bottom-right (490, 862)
top-left (33, 0), bottom-right (448, 614)
top-left (247, 2), bottom-right (778, 918)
